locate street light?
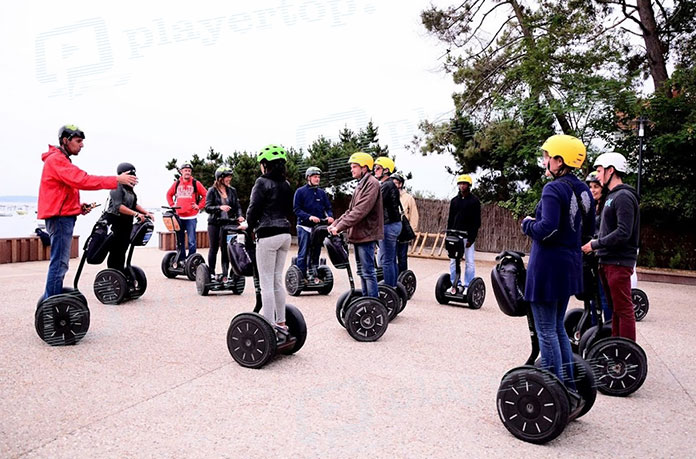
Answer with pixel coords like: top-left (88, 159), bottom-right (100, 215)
top-left (636, 116), bottom-right (646, 198)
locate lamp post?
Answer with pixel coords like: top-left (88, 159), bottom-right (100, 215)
top-left (637, 116), bottom-right (646, 198)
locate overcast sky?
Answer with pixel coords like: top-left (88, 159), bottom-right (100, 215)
top-left (0, 0), bottom-right (463, 206)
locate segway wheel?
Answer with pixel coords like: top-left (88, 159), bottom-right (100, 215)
top-left (184, 254), bottom-right (205, 281)
top-left (564, 308), bottom-right (584, 350)
top-left (196, 264), bottom-right (210, 296)
top-left (397, 270), bottom-right (417, 300)
top-left (435, 273), bottom-right (452, 305)
top-left (336, 289), bottom-right (361, 328)
top-left (161, 252), bottom-right (178, 279)
top-left (316, 266), bottom-right (334, 295)
top-left (231, 274), bottom-right (246, 295)
top-left (130, 266), bottom-right (147, 299)
top-left (632, 288), bottom-right (649, 321)
top-left (496, 366), bottom-right (570, 444)
top-left (279, 304), bottom-right (307, 355)
top-left (586, 337), bottom-right (648, 397)
top-left (285, 265), bottom-right (305, 296)
top-left (94, 269), bottom-right (129, 305)
top-left (377, 284), bottom-right (400, 322)
top-left (344, 297), bottom-right (389, 342)
top-left (578, 324), bottom-right (611, 359)
top-left (467, 277), bottom-right (486, 309)
top-left (227, 313), bottom-right (277, 369)
top-left (395, 282), bottom-right (408, 314)
top-left (570, 354), bottom-right (597, 420)
top-left (35, 294), bottom-right (90, 346)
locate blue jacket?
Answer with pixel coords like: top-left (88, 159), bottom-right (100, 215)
top-left (522, 175), bottom-right (595, 302)
top-left (293, 184), bottom-right (333, 227)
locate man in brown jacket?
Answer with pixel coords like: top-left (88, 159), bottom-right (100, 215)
top-left (328, 152), bottom-right (383, 297)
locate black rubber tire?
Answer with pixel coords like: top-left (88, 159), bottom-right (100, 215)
top-left (397, 270), bottom-right (417, 300)
top-left (35, 294), bottom-right (90, 346)
top-left (378, 284), bottom-right (400, 322)
top-left (196, 264), bottom-right (210, 296)
top-left (184, 254), bottom-right (205, 281)
top-left (496, 366), bottom-right (570, 444)
top-left (578, 325), bottom-right (611, 359)
top-left (231, 274), bottom-right (246, 295)
top-left (435, 273), bottom-right (451, 305)
top-left (161, 252), bottom-right (178, 278)
top-left (564, 308), bottom-right (584, 351)
top-left (467, 277), bottom-right (486, 309)
top-left (344, 297), bottom-right (389, 342)
top-left (280, 304), bottom-right (307, 355)
top-left (285, 265), bottom-right (305, 296)
top-left (130, 266), bottom-right (147, 299)
top-left (586, 337), bottom-right (648, 397)
top-left (570, 354), bottom-right (597, 420)
top-left (227, 313), bottom-right (277, 369)
top-left (632, 288), bottom-right (649, 322)
top-left (316, 265), bottom-right (334, 295)
top-left (335, 289), bottom-right (361, 328)
top-left (93, 269), bottom-right (129, 305)
top-left (394, 282), bottom-right (408, 314)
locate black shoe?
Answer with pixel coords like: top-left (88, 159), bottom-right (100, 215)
top-left (567, 389), bottom-right (585, 419)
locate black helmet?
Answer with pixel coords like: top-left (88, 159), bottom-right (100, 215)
top-left (58, 124), bottom-right (85, 141)
top-left (179, 163), bottom-right (193, 170)
top-left (117, 162), bottom-right (136, 175)
top-left (215, 165), bottom-right (233, 181)
top-left (391, 172), bottom-right (405, 183)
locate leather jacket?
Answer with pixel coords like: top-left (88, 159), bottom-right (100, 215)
top-left (246, 175), bottom-right (293, 239)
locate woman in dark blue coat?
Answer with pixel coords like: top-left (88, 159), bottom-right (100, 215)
top-left (522, 135), bottom-right (595, 388)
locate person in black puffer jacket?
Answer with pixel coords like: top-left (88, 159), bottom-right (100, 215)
top-left (246, 145), bottom-right (294, 333)
top-left (205, 165), bottom-right (244, 280)
top-left (374, 156), bottom-right (402, 288)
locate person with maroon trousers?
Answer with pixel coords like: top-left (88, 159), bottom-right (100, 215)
top-left (582, 152), bottom-right (639, 341)
top-left (166, 163), bottom-right (208, 265)
top-left (38, 124), bottom-right (137, 300)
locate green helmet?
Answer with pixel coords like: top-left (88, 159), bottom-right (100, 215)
top-left (215, 165), bottom-right (233, 181)
top-left (257, 144), bottom-right (287, 163)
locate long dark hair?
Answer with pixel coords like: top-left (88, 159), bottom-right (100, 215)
top-left (262, 159), bottom-right (287, 181)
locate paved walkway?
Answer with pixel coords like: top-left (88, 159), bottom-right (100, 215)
top-left (1, 248), bottom-right (694, 458)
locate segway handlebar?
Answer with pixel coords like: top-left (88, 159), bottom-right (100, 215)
top-left (161, 205), bottom-right (181, 210)
top-left (446, 229), bottom-right (468, 238)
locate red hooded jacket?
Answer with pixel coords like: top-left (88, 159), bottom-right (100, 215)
top-left (37, 145), bottom-right (118, 219)
top-left (166, 177), bottom-right (207, 218)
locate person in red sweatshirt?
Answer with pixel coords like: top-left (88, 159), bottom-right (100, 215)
top-left (165, 163), bottom-right (208, 264)
top-left (38, 124), bottom-right (138, 300)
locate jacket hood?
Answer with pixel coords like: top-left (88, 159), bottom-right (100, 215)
top-left (42, 145), bottom-right (66, 162)
top-left (608, 183), bottom-right (639, 200)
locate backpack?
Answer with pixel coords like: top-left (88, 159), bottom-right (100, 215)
top-left (84, 217), bottom-right (113, 265)
top-left (175, 178), bottom-right (203, 205)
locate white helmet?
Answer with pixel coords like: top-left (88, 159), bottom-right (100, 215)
top-left (593, 152), bottom-right (628, 173)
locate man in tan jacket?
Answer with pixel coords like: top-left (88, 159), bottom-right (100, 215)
top-left (328, 152), bottom-right (383, 297)
top-left (391, 173), bottom-right (419, 274)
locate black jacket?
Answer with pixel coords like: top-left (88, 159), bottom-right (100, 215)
top-left (205, 185), bottom-right (243, 225)
top-left (381, 178), bottom-right (401, 225)
top-left (447, 192), bottom-right (481, 243)
top-left (246, 175), bottom-right (293, 239)
top-left (590, 184), bottom-right (640, 267)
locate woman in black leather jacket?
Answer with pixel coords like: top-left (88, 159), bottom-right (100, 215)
top-left (205, 166), bottom-right (244, 280)
top-left (246, 145), bottom-right (294, 332)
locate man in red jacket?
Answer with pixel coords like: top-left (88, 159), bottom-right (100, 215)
top-left (165, 163), bottom-right (208, 264)
top-left (38, 124), bottom-right (138, 300)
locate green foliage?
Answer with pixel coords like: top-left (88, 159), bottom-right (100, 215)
top-left (669, 252), bottom-right (683, 270)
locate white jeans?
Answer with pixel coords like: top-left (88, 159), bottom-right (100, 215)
top-left (256, 233), bottom-right (291, 324)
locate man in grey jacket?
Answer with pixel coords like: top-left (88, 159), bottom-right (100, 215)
top-left (582, 152), bottom-right (639, 341)
top-left (328, 152), bottom-right (384, 298)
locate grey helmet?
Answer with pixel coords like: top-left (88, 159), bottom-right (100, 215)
top-left (305, 166), bottom-right (322, 178)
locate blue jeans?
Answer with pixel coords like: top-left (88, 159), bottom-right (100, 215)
top-left (176, 218), bottom-right (198, 262)
top-left (530, 298), bottom-right (576, 389)
top-left (43, 216), bottom-right (76, 299)
top-left (397, 241), bottom-right (409, 273)
top-left (354, 241), bottom-right (378, 298)
top-left (590, 280), bottom-right (612, 324)
top-left (295, 227), bottom-right (315, 276)
top-left (379, 221), bottom-right (401, 287)
top-left (450, 240), bottom-right (475, 287)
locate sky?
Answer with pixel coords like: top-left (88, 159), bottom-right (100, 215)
top-left (0, 0), bottom-right (463, 207)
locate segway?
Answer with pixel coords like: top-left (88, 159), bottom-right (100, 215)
top-left (324, 234), bottom-right (390, 342)
top-left (632, 288), bottom-right (649, 321)
top-left (434, 229), bottom-right (486, 308)
top-left (92, 217), bottom-right (153, 305)
top-left (491, 251), bottom-right (597, 444)
top-left (195, 218), bottom-right (246, 296)
top-left (372, 249), bottom-right (416, 301)
top-left (34, 218), bottom-right (110, 346)
top-left (160, 205), bottom-right (204, 280)
top-left (226, 224), bottom-right (307, 369)
top-left (358, 254), bottom-right (407, 317)
top-left (284, 220), bottom-right (334, 296)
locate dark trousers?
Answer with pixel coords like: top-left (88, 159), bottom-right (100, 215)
top-left (397, 241), bottom-right (409, 273)
top-left (207, 224), bottom-right (229, 276)
top-left (106, 214), bottom-right (133, 273)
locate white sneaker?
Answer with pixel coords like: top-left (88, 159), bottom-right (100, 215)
top-left (450, 286), bottom-right (458, 295)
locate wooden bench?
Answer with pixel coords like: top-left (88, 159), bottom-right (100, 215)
top-left (158, 231), bottom-right (210, 251)
top-left (0, 236), bottom-right (80, 264)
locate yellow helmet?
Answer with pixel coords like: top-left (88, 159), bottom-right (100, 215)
top-left (348, 152), bottom-right (374, 171)
top-left (541, 134), bottom-right (586, 169)
top-left (374, 156), bottom-right (395, 174)
top-left (456, 174), bottom-right (473, 185)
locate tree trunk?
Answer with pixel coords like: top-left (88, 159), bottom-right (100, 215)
top-left (636, 0), bottom-right (671, 96)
